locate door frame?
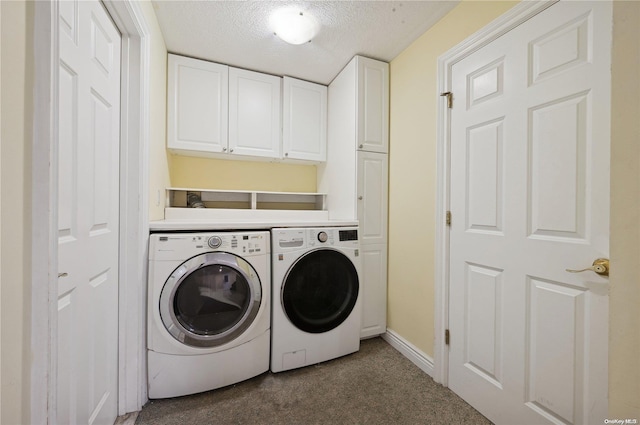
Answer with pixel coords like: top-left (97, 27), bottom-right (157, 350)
top-left (31, 1), bottom-right (151, 422)
top-left (433, 0), bottom-right (557, 386)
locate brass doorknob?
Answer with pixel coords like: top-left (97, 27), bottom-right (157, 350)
top-left (566, 258), bottom-right (609, 276)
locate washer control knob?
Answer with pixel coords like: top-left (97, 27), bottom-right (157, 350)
top-left (317, 231), bottom-right (328, 243)
top-left (207, 236), bottom-right (222, 249)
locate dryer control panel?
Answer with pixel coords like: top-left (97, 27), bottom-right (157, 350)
top-left (272, 227), bottom-right (359, 252)
top-left (338, 229), bottom-right (358, 241)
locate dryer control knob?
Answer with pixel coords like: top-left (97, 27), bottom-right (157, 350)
top-left (317, 231), bottom-right (328, 243)
top-left (207, 236), bottom-right (222, 249)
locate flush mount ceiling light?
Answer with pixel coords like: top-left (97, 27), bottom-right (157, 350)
top-left (270, 8), bottom-right (320, 45)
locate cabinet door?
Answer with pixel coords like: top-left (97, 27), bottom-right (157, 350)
top-left (167, 54), bottom-right (228, 153)
top-left (357, 57), bottom-right (389, 153)
top-left (282, 77), bottom-right (327, 162)
top-left (357, 151), bottom-right (388, 245)
top-left (229, 68), bottom-right (281, 158)
top-left (360, 243), bottom-right (387, 338)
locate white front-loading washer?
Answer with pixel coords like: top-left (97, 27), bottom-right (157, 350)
top-left (270, 226), bottom-right (362, 373)
top-left (147, 231), bottom-right (270, 398)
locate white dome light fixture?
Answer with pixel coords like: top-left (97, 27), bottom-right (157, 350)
top-left (270, 8), bottom-right (320, 45)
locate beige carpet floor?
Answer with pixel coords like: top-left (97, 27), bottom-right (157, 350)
top-left (136, 337), bottom-right (492, 425)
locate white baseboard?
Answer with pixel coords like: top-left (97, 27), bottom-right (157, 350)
top-left (114, 411), bottom-right (139, 425)
top-left (381, 329), bottom-right (434, 377)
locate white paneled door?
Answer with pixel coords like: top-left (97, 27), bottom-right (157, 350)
top-left (448, 2), bottom-right (611, 424)
top-left (58, 0), bottom-right (121, 423)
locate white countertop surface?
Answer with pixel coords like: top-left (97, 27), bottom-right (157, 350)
top-left (149, 218), bottom-right (359, 231)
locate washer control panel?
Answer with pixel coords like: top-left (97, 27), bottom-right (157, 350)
top-left (207, 235), bottom-right (222, 249)
top-left (150, 231), bottom-right (270, 260)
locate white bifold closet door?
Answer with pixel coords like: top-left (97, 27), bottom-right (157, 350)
top-left (57, 0), bottom-right (121, 423)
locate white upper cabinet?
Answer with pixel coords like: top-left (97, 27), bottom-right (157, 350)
top-left (167, 54), bottom-right (229, 154)
top-left (166, 54), bottom-right (327, 163)
top-left (357, 57), bottom-right (389, 154)
top-left (229, 67), bottom-right (282, 159)
top-left (282, 77), bottom-right (327, 162)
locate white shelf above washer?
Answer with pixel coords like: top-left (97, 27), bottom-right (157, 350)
top-left (164, 188), bottom-right (329, 221)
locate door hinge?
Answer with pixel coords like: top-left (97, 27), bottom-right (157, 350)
top-left (446, 211), bottom-right (452, 227)
top-left (445, 329), bottom-right (450, 346)
top-left (440, 91), bottom-right (453, 109)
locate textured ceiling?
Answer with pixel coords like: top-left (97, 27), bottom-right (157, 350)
top-left (152, 1), bottom-right (459, 85)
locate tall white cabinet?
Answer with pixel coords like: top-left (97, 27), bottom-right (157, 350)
top-left (318, 56), bottom-right (389, 338)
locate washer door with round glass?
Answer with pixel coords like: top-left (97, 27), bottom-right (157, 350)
top-left (160, 252), bottom-right (262, 348)
top-left (282, 249), bottom-right (359, 334)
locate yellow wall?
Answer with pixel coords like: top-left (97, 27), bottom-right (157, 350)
top-left (609, 1), bottom-right (640, 418)
top-left (0, 0), bottom-right (33, 423)
top-left (388, 1), bottom-right (517, 356)
top-left (170, 156), bottom-right (317, 193)
top-left (144, 0), bottom-right (171, 221)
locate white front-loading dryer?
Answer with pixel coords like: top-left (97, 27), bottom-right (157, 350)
top-left (271, 226), bottom-right (362, 373)
top-left (147, 231), bottom-right (270, 398)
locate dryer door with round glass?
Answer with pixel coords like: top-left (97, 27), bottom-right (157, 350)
top-left (282, 249), bottom-right (359, 334)
top-left (160, 252), bottom-right (262, 348)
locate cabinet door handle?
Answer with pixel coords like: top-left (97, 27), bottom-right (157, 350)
top-left (223, 147), bottom-right (227, 152)
top-left (358, 196), bottom-right (363, 200)
top-left (230, 148), bottom-right (234, 153)
top-left (358, 144), bottom-right (363, 149)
